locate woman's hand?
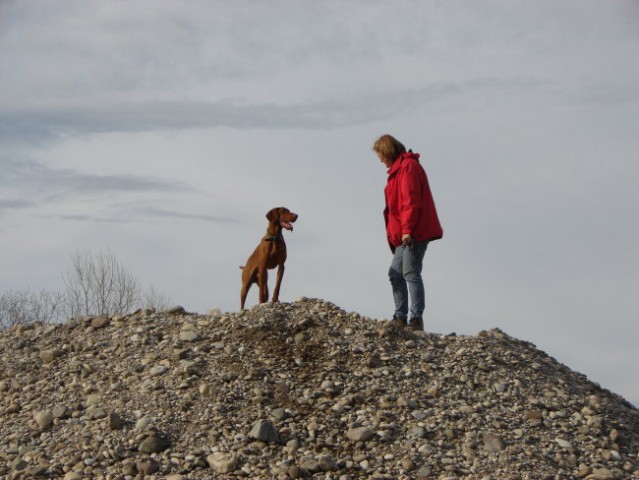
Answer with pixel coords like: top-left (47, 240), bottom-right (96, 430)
top-left (401, 234), bottom-right (413, 246)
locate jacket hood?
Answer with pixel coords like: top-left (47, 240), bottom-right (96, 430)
top-left (401, 150), bottom-right (420, 162)
top-left (388, 150), bottom-right (420, 175)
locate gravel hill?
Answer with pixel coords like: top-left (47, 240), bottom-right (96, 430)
top-left (0, 298), bottom-right (637, 480)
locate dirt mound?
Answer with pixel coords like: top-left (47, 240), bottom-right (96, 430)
top-left (0, 298), bottom-right (637, 479)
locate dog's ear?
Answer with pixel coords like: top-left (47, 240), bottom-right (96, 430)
top-left (266, 208), bottom-right (279, 223)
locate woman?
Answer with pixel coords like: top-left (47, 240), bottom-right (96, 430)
top-left (374, 134), bottom-right (443, 330)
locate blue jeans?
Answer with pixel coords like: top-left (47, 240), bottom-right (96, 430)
top-left (388, 240), bottom-right (429, 319)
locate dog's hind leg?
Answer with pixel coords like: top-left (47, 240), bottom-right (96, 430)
top-left (240, 282), bottom-right (250, 310)
top-left (240, 267), bottom-right (256, 310)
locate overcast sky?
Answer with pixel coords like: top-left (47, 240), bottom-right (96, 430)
top-left (1, 1), bottom-right (637, 404)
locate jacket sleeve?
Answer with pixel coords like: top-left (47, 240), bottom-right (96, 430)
top-left (398, 161), bottom-right (423, 235)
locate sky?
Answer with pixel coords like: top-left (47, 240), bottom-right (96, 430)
top-left (1, 1), bottom-right (637, 404)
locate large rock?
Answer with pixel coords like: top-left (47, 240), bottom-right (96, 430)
top-left (249, 419), bottom-right (279, 443)
top-left (108, 412), bottom-right (126, 430)
top-left (91, 315), bottom-right (111, 329)
top-left (39, 349), bottom-right (60, 363)
top-left (64, 473), bottom-right (84, 480)
top-left (34, 410), bottom-right (53, 429)
top-left (138, 435), bottom-right (171, 454)
top-left (207, 452), bottom-right (238, 473)
top-left (483, 433), bottom-right (506, 453)
top-left (136, 460), bottom-right (160, 475)
top-left (346, 427), bottom-right (374, 442)
top-left (179, 330), bottom-right (199, 342)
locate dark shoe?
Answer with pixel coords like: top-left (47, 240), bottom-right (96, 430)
top-left (408, 316), bottom-right (424, 331)
top-left (391, 315), bottom-right (408, 328)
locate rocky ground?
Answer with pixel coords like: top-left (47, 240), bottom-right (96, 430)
top-left (0, 298), bottom-right (637, 480)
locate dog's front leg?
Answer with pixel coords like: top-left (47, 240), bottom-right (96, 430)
top-left (258, 268), bottom-right (269, 304)
top-left (240, 268), bottom-right (252, 310)
top-left (272, 264), bottom-right (285, 303)
top-left (240, 285), bottom-right (249, 310)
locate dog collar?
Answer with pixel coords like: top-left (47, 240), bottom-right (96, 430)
top-left (263, 229), bottom-right (282, 242)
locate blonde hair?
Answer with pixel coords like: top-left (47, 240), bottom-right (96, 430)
top-left (373, 134), bottom-right (406, 162)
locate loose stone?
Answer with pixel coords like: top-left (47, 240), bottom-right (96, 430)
top-left (34, 410), bottom-right (54, 429)
top-left (207, 452), bottom-right (238, 473)
top-left (248, 419), bottom-right (279, 443)
top-left (346, 427), bottom-right (375, 442)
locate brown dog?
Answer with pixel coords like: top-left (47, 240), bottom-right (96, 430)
top-left (240, 207), bottom-right (298, 310)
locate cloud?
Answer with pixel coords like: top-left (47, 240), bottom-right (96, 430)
top-left (54, 214), bottom-right (125, 224)
top-left (53, 206), bottom-right (240, 225)
top-left (1, 156), bottom-right (191, 199)
top-left (557, 81), bottom-right (639, 106)
top-left (0, 77), bottom-right (560, 145)
top-left (0, 199), bottom-right (32, 222)
top-left (0, 155), bottom-right (196, 227)
top-left (131, 206), bottom-right (240, 224)
top-left (0, 199), bottom-right (32, 209)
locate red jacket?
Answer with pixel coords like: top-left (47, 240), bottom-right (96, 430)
top-left (384, 151), bottom-right (443, 252)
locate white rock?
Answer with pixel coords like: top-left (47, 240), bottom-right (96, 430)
top-left (149, 365), bottom-right (168, 376)
top-left (179, 330), bottom-right (199, 342)
top-left (555, 438), bottom-right (573, 449)
top-left (346, 427), bottom-right (374, 442)
top-left (207, 452), bottom-right (238, 473)
top-left (64, 473), bottom-right (84, 480)
top-left (34, 410), bottom-right (53, 429)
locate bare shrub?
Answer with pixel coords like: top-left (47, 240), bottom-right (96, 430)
top-left (0, 289), bottom-right (65, 328)
top-left (30, 289), bottom-right (66, 323)
top-left (143, 285), bottom-right (173, 312)
top-left (63, 249), bottom-right (140, 318)
top-left (2, 250), bottom-right (174, 327)
top-left (0, 290), bottom-right (30, 327)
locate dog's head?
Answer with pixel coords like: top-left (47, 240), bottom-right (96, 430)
top-left (266, 207), bottom-right (298, 232)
